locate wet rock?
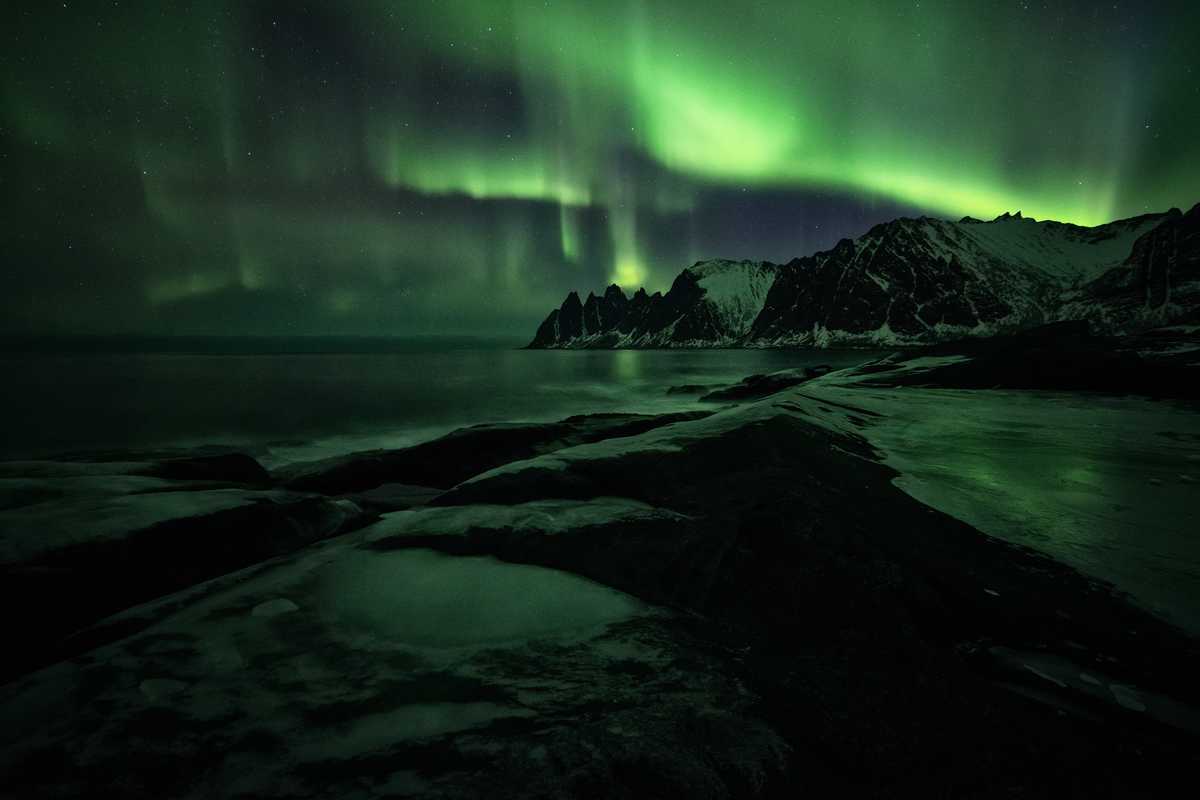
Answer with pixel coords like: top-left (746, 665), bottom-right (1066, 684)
top-left (139, 453), bottom-right (270, 486)
top-left (5, 377), bottom-right (1200, 796)
top-left (1111, 684), bottom-right (1147, 712)
top-left (698, 367), bottom-right (828, 402)
top-left (0, 487), bottom-right (369, 683)
top-left (278, 410), bottom-right (712, 495)
top-left (364, 499), bottom-right (714, 607)
top-left (376, 396), bottom-right (1200, 794)
top-left (347, 482), bottom-right (444, 512)
top-left (251, 598), bottom-right (299, 618)
top-left (0, 546), bottom-right (789, 799)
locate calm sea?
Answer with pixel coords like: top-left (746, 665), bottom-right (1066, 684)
top-left (0, 337), bottom-right (880, 466)
top-left (5, 336), bottom-right (1200, 633)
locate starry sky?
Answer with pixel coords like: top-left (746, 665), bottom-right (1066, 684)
top-left (3, 0), bottom-right (1198, 336)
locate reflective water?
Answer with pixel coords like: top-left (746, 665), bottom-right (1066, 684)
top-left (810, 383), bottom-right (1200, 633)
top-left (0, 338), bottom-right (879, 464)
top-left (320, 547), bottom-right (644, 648)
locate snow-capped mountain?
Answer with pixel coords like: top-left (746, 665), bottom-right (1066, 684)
top-left (688, 260), bottom-right (778, 336)
top-left (528, 204), bottom-right (1199, 348)
top-left (529, 260), bottom-right (780, 348)
top-left (1059, 204), bottom-right (1200, 333)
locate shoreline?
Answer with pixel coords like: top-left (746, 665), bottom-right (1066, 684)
top-left (2, 327), bottom-right (1200, 796)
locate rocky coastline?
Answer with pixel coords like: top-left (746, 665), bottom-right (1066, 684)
top-left (2, 326), bottom-right (1199, 797)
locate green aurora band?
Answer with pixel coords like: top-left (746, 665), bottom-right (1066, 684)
top-left (3, 0), bottom-right (1197, 334)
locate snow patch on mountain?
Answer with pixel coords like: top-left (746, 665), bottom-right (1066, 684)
top-left (529, 204), bottom-right (1196, 349)
top-left (691, 260), bottom-right (778, 336)
top-left (952, 215), bottom-right (1166, 284)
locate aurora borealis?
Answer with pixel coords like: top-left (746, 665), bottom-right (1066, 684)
top-left (3, 0), bottom-right (1198, 335)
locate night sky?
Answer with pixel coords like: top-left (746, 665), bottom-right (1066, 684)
top-left (3, 1), bottom-right (1198, 336)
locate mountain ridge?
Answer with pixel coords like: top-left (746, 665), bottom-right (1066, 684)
top-left (529, 203), bottom-right (1200, 348)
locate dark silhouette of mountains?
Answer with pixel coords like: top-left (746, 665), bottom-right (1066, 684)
top-left (530, 203), bottom-right (1200, 348)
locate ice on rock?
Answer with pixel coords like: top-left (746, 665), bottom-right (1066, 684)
top-left (297, 702), bottom-right (535, 759)
top-left (251, 598), bottom-right (299, 618)
top-left (794, 379), bottom-right (1200, 634)
top-left (0, 486), bottom-right (269, 564)
top-left (1110, 684), bottom-right (1148, 712)
top-left (1023, 664), bottom-right (1067, 688)
top-left (319, 548), bottom-right (644, 649)
top-left (365, 497), bottom-right (689, 543)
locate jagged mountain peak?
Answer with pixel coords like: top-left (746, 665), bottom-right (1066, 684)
top-left (685, 257), bottom-right (773, 277)
top-left (530, 202), bottom-right (1198, 348)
